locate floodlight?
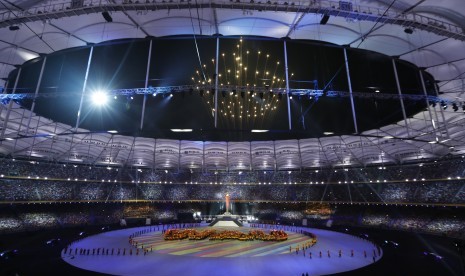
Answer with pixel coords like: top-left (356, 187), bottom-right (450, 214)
top-left (91, 91), bottom-right (108, 105)
top-left (320, 14), bottom-right (330, 25)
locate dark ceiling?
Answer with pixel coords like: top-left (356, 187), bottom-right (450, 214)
top-left (7, 36), bottom-right (436, 141)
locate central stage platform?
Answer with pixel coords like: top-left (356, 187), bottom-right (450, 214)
top-left (209, 214), bottom-right (242, 227)
top-left (62, 224), bottom-right (382, 276)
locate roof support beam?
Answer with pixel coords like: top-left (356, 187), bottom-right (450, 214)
top-left (0, 38), bottom-right (40, 54)
top-left (426, 56), bottom-right (465, 69)
top-left (48, 22), bottom-right (89, 45)
top-left (91, 135), bottom-right (114, 165)
top-left (212, 7), bottom-right (219, 35)
top-left (286, 12), bottom-right (305, 38)
top-left (123, 11), bottom-right (149, 36)
top-left (0, 60), bottom-right (16, 66)
top-left (399, 37), bottom-right (448, 57)
top-left (0, 2), bottom-right (463, 40)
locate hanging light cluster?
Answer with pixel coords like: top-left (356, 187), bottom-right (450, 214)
top-left (190, 38), bottom-right (294, 127)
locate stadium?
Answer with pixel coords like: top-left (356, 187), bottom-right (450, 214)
top-left (0, 0), bottom-right (465, 275)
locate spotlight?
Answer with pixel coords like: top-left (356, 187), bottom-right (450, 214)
top-left (404, 28), bottom-right (413, 34)
top-left (320, 14), bottom-right (330, 25)
top-left (91, 91), bottom-right (108, 106)
top-left (441, 101), bottom-right (447, 110)
top-left (102, 11), bottom-right (113, 23)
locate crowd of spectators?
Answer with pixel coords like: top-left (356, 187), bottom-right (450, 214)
top-left (0, 204), bottom-right (122, 234)
top-left (1, 156), bottom-right (465, 237)
top-left (1, 177), bottom-right (464, 204)
top-left (1, 201), bottom-right (464, 241)
top-left (1, 157), bottom-right (465, 186)
top-left (334, 205), bottom-right (465, 239)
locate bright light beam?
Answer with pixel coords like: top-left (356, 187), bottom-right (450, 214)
top-left (91, 91), bottom-right (108, 106)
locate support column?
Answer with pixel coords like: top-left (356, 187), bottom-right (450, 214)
top-left (392, 58), bottom-right (410, 137)
top-left (419, 70), bottom-right (437, 138)
top-left (202, 141), bottom-right (205, 173)
top-left (178, 140), bottom-right (181, 172)
top-left (249, 141), bottom-right (253, 171)
top-left (25, 57), bottom-right (47, 134)
top-left (0, 79), bottom-right (8, 115)
top-left (434, 82), bottom-right (451, 140)
top-left (75, 47), bottom-right (94, 130)
top-left (343, 48), bottom-right (358, 134)
top-left (226, 141), bottom-right (229, 172)
top-left (0, 80), bottom-right (7, 93)
top-left (284, 40), bottom-right (292, 130)
top-left (214, 36), bottom-right (219, 128)
top-left (28, 116), bottom-right (41, 158)
top-left (153, 138), bottom-right (157, 170)
top-left (140, 39), bottom-right (153, 130)
top-left (273, 140), bottom-right (277, 172)
top-left (1, 68), bottom-right (21, 139)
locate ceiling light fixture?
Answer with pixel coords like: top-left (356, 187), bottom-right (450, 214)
top-left (91, 91), bottom-right (108, 105)
top-left (171, 129), bottom-right (193, 132)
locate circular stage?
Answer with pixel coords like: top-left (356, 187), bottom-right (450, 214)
top-left (62, 225), bottom-right (382, 276)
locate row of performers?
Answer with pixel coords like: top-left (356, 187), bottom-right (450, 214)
top-left (164, 229), bottom-right (288, 241)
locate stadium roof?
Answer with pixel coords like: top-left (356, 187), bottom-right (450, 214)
top-left (0, 0), bottom-right (465, 169)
